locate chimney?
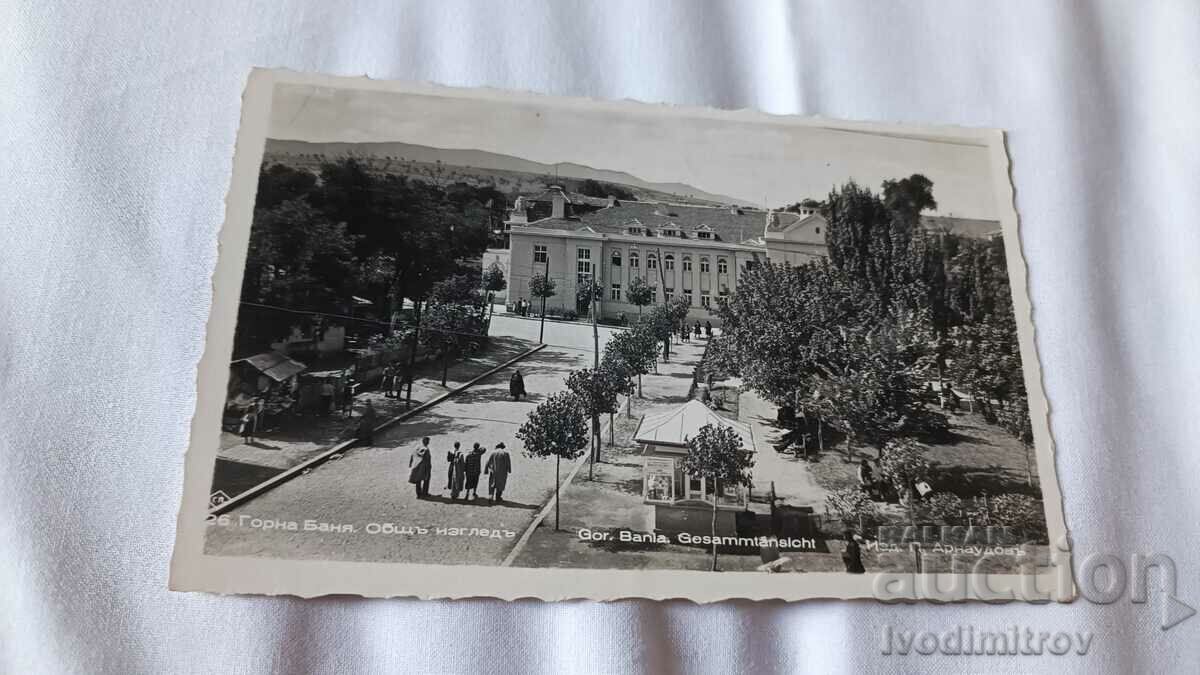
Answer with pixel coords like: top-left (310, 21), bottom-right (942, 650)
top-left (549, 185), bottom-right (566, 219)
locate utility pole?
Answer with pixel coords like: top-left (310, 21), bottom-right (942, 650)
top-left (589, 270), bottom-right (600, 480)
top-left (539, 257), bottom-right (549, 344)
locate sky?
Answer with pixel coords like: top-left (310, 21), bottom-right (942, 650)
top-left (267, 83), bottom-right (1000, 219)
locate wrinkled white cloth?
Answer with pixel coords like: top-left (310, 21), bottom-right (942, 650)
top-left (2, 1), bottom-right (1199, 673)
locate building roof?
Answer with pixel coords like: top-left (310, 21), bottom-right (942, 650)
top-left (234, 352), bottom-right (307, 382)
top-left (634, 399), bottom-right (755, 450)
top-left (512, 193), bottom-right (1001, 245)
top-left (522, 200), bottom-right (769, 245)
top-left (920, 215), bottom-right (1003, 239)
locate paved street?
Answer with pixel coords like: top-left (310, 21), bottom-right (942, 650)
top-left (204, 330), bottom-right (607, 565)
top-left (488, 312), bottom-right (627, 352)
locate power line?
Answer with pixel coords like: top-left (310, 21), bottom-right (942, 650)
top-left (238, 300), bottom-right (488, 340)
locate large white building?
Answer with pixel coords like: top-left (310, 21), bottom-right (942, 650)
top-left (504, 186), bottom-right (998, 324)
top-left (505, 187), bottom-right (826, 323)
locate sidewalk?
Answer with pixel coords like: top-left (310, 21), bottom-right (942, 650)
top-left (213, 336), bottom-right (533, 496)
top-left (738, 390), bottom-right (832, 510)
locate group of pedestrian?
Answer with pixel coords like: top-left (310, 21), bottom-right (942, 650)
top-left (514, 298), bottom-right (531, 316)
top-left (381, 363), bottom-right (404, 398)
top-left (407, 436), bottom-right (514, 503)
top-left (679, 321), bottom-right (715, 342)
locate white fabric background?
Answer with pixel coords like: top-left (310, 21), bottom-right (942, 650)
top-left (2, 1), bottom-right (1198, 672)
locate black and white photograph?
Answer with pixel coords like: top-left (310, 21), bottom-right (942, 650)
top-left (171, 70), bottom-right (1068, 601)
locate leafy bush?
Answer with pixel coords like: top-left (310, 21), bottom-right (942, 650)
top-left (986, 494), bottom-right (1046, 538)
top-left (825, 487), bottom-right (882, 535)
top-left (879, 438), bottom-right (930, 499)
top-left (921, 492), bottom-right (966, 525)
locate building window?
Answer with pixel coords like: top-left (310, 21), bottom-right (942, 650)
top-left (611, 283), bottom-right (621, 301)
top-left (647, 254), bottom-right (658, 270)
top-left (684, 290), bottom-right (693, 306)
top-left (682, 256), bottom-right (692, 272)
top-left (627, 226), bottom-right (643, 236)
top-left (664, 254), bottom-right (675, 271)
top-left (577, 247), bottom-right (591, 275)
top-left (719, 285), bottom-right (729, 297)
top-left (611, 250), bottom-right (622, 267)
top-left (701, 293), bottom-right (711, 308)
top-left (700, 257), bottom-right (710, 273)
top-left (697, 231), bottom-right (712, 240)
top-left (814, 227), bottom-right (820, 234)
top-left (717, 258), bottom-right (728, 274)
top-left (534, 244), bottom-right (548, 264)
top-left (664, 290), bottom-right (673, 303)
top-left (629, 251), bottom-right (640, 268)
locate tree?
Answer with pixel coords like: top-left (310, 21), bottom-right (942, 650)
top-left (528, 273), bottom-right (556, 343)
top-left (602, 324), bottom-right (659, 403)
top-left (430, 272), bottom-right (485, 308)
top-left (516, 392), bottom-right (589, 530)
top-left (312, 158), bottom-right (492, 404)
top-left (641, 305), bottom-right (675, 364)
top-left (238, 196), bottom-right (359, 354)
top-left (805, 309), bottom-right (941, 461)
top-left (995, 393), bottom-right (1035, 486)
top-left (578, 178), bottom-right (635, 201)
top-left (878, 438), bottom-right (930, 526)
top-left (566, 365), bottom-right (626, 478)
top-left (482, 262), bottom-right (507, 318)
top-left (625, 276), bottom-right (654, 315)
top-left (420, 301), bottom-right (485, 387)
top-left (713, 259), bottom-right (861, 407)
top-left (576, 277), bottom-right (604, 318)
top-left (679, 424), bottom-right (755, 571)
top-left (882, 174), bottom-right (937, 225)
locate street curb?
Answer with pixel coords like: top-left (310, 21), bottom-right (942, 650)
top-left (210, 343), bottom-right (547, 516)
top-left (496, 312), bottom-right (632, 331)
top-left (500, 399), bottom-right (627, 567)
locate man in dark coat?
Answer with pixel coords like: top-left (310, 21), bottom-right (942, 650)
top-left (842, 530), bottom-right (865, 574)
top-left (448, 447), bottom-right (467, 500)
top-left (356, 400), bottom-right (378, 444)
top-left (509, 370), bottom-right (526, 401)
top-left (445, 441), bottom-right (463, 490)
top-left (408, 436), bottom-right (432, 498)
top-left (485, 442), bottom-right (513, 503)
top-left (464, 443), bottom-right (485, 500)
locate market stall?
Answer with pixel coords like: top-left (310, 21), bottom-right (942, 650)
top-left (634, 399), bottom-right (756, 537)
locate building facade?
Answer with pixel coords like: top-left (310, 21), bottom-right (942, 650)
top-left (505, 187), bottom-right (998, 324)
top-left (506, 187), bottom-right (826, 324)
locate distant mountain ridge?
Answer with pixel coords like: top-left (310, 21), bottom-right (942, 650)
top-left (265, 139), bottom-right (751, 206)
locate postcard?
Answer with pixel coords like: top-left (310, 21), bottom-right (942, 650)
top-left (170, 69), bottom-right (1070, 601)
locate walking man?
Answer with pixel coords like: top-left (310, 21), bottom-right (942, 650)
top-left (464, 443), bottom-right (484, 501)
top-left (448, 447), bottom-right (467, 500)
top-left (341, 378), bottom-right (355, 418)
top-left (356, 400), bottom-right (378, 444)
top-left (446, 441), bottom-right (461, 490)
top-left (485, 442), bottom-right (513, 503)
top-left (509, 369), bottom-right (526, 401)
top-left (408, 436), bottom-right (433, 498)
top-left (238, 409), bottom-right (256, 444)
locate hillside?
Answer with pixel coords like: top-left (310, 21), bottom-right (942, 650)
top-left (263, 139), bottom-right (749, 206)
